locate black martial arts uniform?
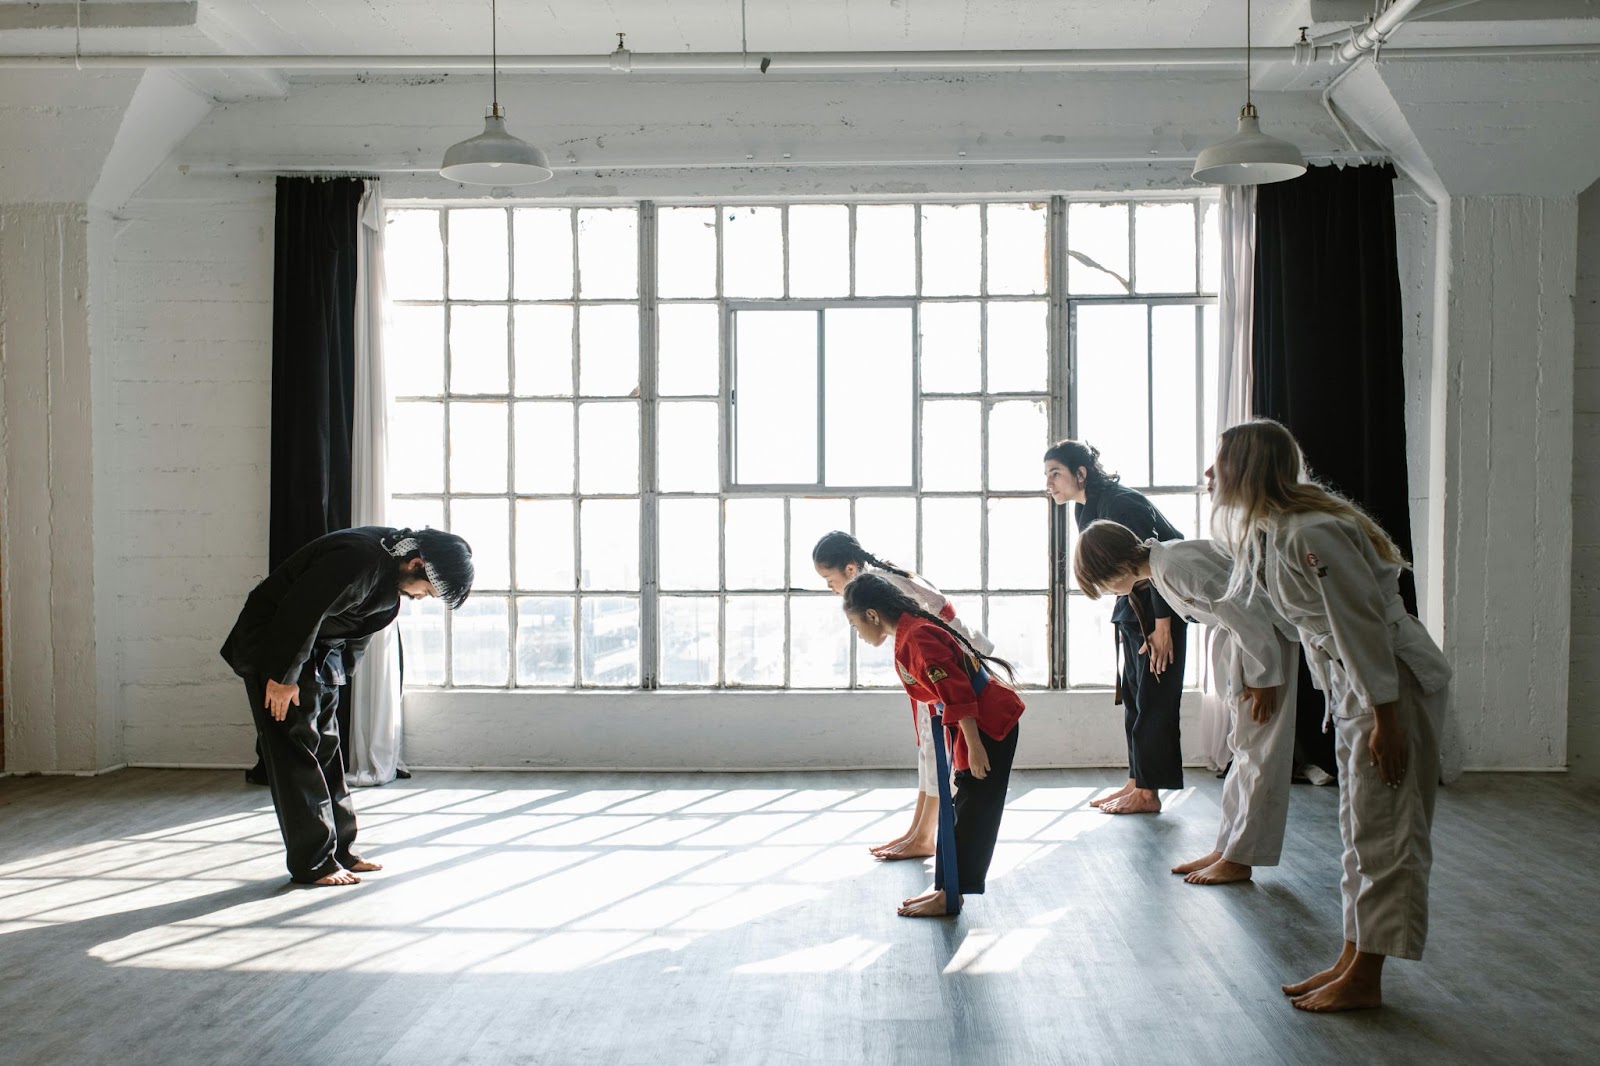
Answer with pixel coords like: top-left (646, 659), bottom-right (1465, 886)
top-left (221, 526), bottom-right (406, 883)
top-left (1076, 481), bottom-right (1188, 790)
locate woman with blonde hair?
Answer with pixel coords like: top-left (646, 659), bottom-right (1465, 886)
top-left (1211, 419), bottom-right (1450, 1012)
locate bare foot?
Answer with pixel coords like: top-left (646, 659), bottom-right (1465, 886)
top-left (346, 860), bottom-right (383, 873)
top-left (869, 834), bottom-right (913, 856)
top-left (1090, 779), bottom-right (1136, 808)
top-left (874, 838), bottom-right (936, 861)
top-left (1292, 968), bottom-right (1383, 1012)
top-left (1185, 859), bottom-right (1252, 885)
top-left (1172, 850), bottom-right (1222, 875)
top-left (898, 889), bottom-right (957, 918)
top-left (1100, 789), bottom-right (1161, 815)
top-left (901, 888), bottom-right (941, 907)
top-left (311, 868), bottom-right (360, 886)
top-left (1283, 942), bottom-right (1358, 996)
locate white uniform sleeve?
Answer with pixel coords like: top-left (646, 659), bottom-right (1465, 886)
top-left (1152, 542), bottom-right (1286, 690)
top-left (878, 568), bottom-right (994, 657)
top-left (1284, 521), bottom-right (1399, 709)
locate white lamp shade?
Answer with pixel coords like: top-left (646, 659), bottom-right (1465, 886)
top-left (440, 111), bottom-right (553, 185)
top-left (1192, 110), bottom-right (1306, 186)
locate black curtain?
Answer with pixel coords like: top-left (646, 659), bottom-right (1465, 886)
top-left (1251, 163), bottom-right (1414, 778)
top-left (249, 176), bottom-right (363, 783)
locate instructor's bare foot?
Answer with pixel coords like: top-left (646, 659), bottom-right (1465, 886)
top-left (1100, 789), bottom-right (1161, 815)
top-left (1292, 969), bottom-right (1383, 1012)
top-left (1282, 943), bottom-right (1357, 996)
top-left (874, 837), bottom-right (936, 861)
top-left (1091, 779), bottom-right (1136, 808)
top-left (312, 868), bottom-right (360, 886)
top-left (1186, 859), bottom-right (1252, 885)
top-left (346, 860), bottom-right (383, 873)
top-left (898, 888), bottom-right (956, 918)
top-left (1172, 850), bottom-right (1222, 875)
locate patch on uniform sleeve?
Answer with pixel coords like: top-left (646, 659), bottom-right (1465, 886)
top-left (926, 665), bottom-right (949, 684)
top-left (896, 663), bottom-right (918, 687)
top-left (1306, 551), bottom-right (1328, 578)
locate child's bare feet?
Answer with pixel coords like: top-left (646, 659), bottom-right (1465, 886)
top-left (347, 860), bottom-right (383, 873)
top-left (1090, 778), bottom-right (1137, 808)
top-left (874, 837), bottom-right (936, 861)
top-left (1185, 859), bottom-right (1252, 885)
top-left (1283, 941), bottom-right (1358, 996)
top-left (869, 833), bottom-right (912, 856)
top-left (897, 888), bottom-right (956, 918)
top-left (311, 868), bottom-right (360, 886)
top-left (1100, 788), bottom-right (1161, 814)
top-left (1292, 953), bottom-right (1384, 1012)
top-left (1172, 850), bottom-right (1222, 874)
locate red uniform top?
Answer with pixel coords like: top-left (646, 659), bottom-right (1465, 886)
top-left (893, 613), bottom-right (1024, 772)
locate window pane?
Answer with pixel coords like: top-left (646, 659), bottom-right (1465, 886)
top-left (920, 204), bottom-right (981, 296)
top-left (824, 307), bottom-right (913, 487)
top-left (1150, 493), bottom-right (1200, 541)
top-left (657, 207), bottom-right (717, 298)
top-left (448, 209), bottom-right (509, 300)
top-left (921, 399), bottom-right (981, 492)
top-left (517, 596), bottom-right (575, 685)
top-left (986, 203), bottom-right (1048, 295)
top-left (734, 310), bottom-right (817, 484)
top-left (856, 635), bottom-right (901, 687)
top-left (1068, 202), bottom-right (1130, 295)
top-left (1075, 303), bottom-right (1150, 487)
top-left (514, 401), bottom-right (574, 494)
top-left (577, 402), bottom-right (639, 494)
top-left (390, 401), bottom-right (444, 494)
top-left (386, 210), bottom-right (442, 301)
top-left (514, 304), bottom-right (574, 397)
top-left (987, 497), bottom-right (1047, 590)
top-left (513, 208), bottom-right (574, 300)
top-left (577, 208), bottom-right (638, 299)
top-left (855, 205), bottom-right (914, 296)
top-left (580, 498), bottom-right (639, 591)
top-left (659, 402), bottom-right (719, 493)
top-left (949, 593), bottom-right (985, 640)
top-left (1200, 199), bottom-right (1220, 294)
top-left (1135, 202), bottom-right (1196, 294)
top-left (988, 399), bottom-right (1049, 492)
top-left (987, 594), bottom-right (1048, 685)
top-left (452, 596), bottom-right (511, 686)
top-left (390, 496), bottom-right (444, 533)
top-left (450, 304), bottom-right (509, 394)
top-left (578, 304), bottom-right (639, 397)
top-left (854, 496), bottom-right (917, 578)
top-left (790, 497), bottom-right (852, 592)
top-left (986, 300), bottom-right (1048, 393)
top-left (658, 302), bottom-right (719, 396)
top-left (788, 204), bottom-right (850, 298)
top-left (399, 598), bottom-right (446, 684)
top-left (722, 206), bottom-right (784, 298)
top-left (1151, 305), bottom-right (1199, 486)
top-left (450, 497), bottom-right (510, 591)
top-left (1202, 303), bottom-right (1219, 465)
top-left (790, 597), bottom-right (851, 688)
top-left (1067, 594), bottom-right (1116, 686)
top-left (919, 301), bottom-right (981, 393)
top-left (516, 499), bottom-right (575, 590)
top-left (449, 401), bottom-right (508, 494)
top-left (724, 595), bottom-right (785, 685)
top-left (725, 498), bottom-right (785, 589)
top-left (582, 597), bottom-right (640, 685)
top-left (659, 497), bottom-right (720, 591)
top-left (660, 596), bottom-right (719, 685)
top-left (387, 305), bottom-right (444, 396)
top-left (922, 496), bottom-right (981, 591)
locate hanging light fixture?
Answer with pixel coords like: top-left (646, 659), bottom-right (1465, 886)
top-left (440, 0), bottom-right (553, 185)
top-left (1192, 0), bottom-right (1306, 185)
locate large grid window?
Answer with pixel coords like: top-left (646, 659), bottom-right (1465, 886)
top-left (385, 196), bottom-right (1216, 690)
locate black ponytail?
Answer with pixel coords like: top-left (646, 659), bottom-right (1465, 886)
top-left (842, 573), bottom-right (1016, 683)
top-left (1043, 438), bottom-right (1119, 490)
top-left (812, 530), bottom-right (913, 580)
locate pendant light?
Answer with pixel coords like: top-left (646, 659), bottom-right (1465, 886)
top-left (440, 0), bottom-right (553, 185)
top-left (1192, 0), bottom-right (1306, 185)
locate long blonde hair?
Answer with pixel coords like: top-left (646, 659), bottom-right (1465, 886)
top-left (1212, 419), bottom-right (1407, 600)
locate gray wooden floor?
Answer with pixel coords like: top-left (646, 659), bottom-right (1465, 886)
top-left (1, 768), bottom-right (1596, 1066)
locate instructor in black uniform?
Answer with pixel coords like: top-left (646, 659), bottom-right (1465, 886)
top-left (222, 526), bottom-right (473, 885)
top-left (1045, 440), bottom-right (1186, 815)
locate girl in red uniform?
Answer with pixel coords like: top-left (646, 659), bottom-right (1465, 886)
top-left (842, 573), bottom-right (1025, 917)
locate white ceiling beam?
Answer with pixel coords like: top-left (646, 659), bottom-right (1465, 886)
top-left (0, 2), bottom-right (196, 31)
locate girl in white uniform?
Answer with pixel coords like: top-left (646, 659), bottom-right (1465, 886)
top-left (813, 531), bottom-right (993, 861)
top-left (1212, 419), bottom-right (1450, 1013)
top-left (1074, 520), bottom-right (1300, 886)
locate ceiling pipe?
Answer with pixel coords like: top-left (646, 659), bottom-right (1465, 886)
top-left (1303, 0), bottom-right (1487, 48)
top-left (1332, 0), bottom-right (1431, 62)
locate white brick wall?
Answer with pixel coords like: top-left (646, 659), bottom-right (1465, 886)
top-left (109, 186), bottom-right (276, 765)
top-left (1572, 178), bottom-right (1600, 776)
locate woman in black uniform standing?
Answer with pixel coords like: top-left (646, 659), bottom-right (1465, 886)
top-left (1045, 439), bottom-right (1186, 814)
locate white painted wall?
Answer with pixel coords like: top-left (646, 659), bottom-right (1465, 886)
top-left (1570, 177), bottom-right (1600, 777)
top-left (1393, 181), bottom-right (1440, 636)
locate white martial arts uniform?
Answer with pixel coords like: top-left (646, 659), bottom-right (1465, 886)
top-left (1262, 512), bottom-right (1451, 960)
top-left (1148, 540), bottom-right (1299, 867)
top-left (872, 566), bottom-right (991, 798)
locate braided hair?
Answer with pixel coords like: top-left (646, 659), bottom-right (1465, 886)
top-left (842, 573), bottom-right (1016, 683)
top-left (1043, 438), bottom-right (1119, 491)
top-left (812, 530), bottom-right (914, 580)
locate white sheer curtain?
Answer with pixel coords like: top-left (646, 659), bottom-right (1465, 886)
top-left (1197, 185), bottom-right (1258, 772)
top-left (348, 180), bottom-right (404, 787)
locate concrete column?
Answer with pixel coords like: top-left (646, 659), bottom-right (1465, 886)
top-left (1571, 179), bottom-right (1600, 777)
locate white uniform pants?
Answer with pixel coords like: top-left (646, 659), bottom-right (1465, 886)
top-left (1330, 659), bottom-right (1443, 960)
top-left (916, 703), bottom-right (941, 798)
top-left (1213, 631), bottom-right (1298, 867)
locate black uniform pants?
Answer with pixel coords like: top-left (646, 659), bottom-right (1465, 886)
top-left (1117, 621), bottom-right (1187, 791)
top-left (948, 723), bottom-right (1020, 896)
top-left (245, 674), bottom-right (360, 883)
